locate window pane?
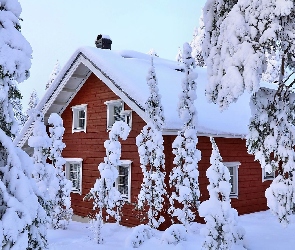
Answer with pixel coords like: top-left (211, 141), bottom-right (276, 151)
top-left (114, 105), bottom-right (124, 122)
top-left (118, 166), bottom-right (129, 196)
top-left (69, 163), bottom-right (80, 191)
top-left (79, 118), bottom-right (85, 128)
top-left (79, 110), bottom-right (85, 118)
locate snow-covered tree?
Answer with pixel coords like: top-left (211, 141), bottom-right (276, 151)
top-left (46, 60), bottom-right (61, 90)
top-left (26, 89), bottom-right (39, 118)
top-left (10, 84), bottom-right (26, 134)
top-left (85, 121), bottom-right (130, 244)
top-left (202, 0), bottom-right (295, 225)
top-left (0, 0), bottom-right (48, 248)
top-left (176, 47), bottom-right (183, 63)
top-left (147, 49), bottom-right (159, 57)
top-left (28, 110), bottom-right (58, 217)
top-left (202, 0), bottom-right (295, 109)
top-left (191, 11), bottom-right (205, 67)
top-left (48, 113), bottom-right (73, 229)
top-left (199, 137), bottom-right (245, 250)
top-left (247, 88), bottom-right (295, 226)
top-left (136, 58), bottom-right (166, 229)
top-left (169, 42), bottom-right (201, 227)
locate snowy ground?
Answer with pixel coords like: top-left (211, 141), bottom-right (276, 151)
top-left (48, 210), bottom-right (295, 250)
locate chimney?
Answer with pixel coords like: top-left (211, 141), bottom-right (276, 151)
top-left (95, 34), bottom-right (112, 50)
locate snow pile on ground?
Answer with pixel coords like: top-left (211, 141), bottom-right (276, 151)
top-left (47, 210), bottom-right (295, 250)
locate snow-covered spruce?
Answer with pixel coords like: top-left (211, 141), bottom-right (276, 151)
top-left (190, 11), bottom-right (205, 67)
top-left (169, 43), bottom-right (201, 227)
top-left (0, 0), bottom-right (47, 248)
top-left (125, 224), bottom-right (154, 248)
top-left (45, 60), bottom-right (61, 90)
top-left (85, 121), bottom-right (130, 244)
top-left (48, 113), bottom-right (73, 229)
top-left (161, 224), bottom-right (187, 245)
top-left (28, 110), bottom-right (58, 218)
top-left (199, 137), bottom-right (245, 250)
top-left (147, 49), bottom-right (159, 57)
top-left (10, 83), bottom-right (26, 135)
top-left (136, 58), bottom-right (166, 229)
top-left (26, 89), bottom-right (39, 118)
top-left (247, 88), bottom-right (295, 226)
top-left (176, 47), bottom-right (183, 63)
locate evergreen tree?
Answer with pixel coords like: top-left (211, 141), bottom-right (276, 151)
top-left (48, 113), bottom-right (73, 229)
top-left (147, 49), bottom-right (159, 57)
top-left (247, 88), bottom-right (295, 226)
top-left (26, 89), bottom-right (39, 118)
top-left (28, 111), bottom-right (58, 218)
top-left (0, 1), bottom-right (48, 248)
top-left (85, 121), bottom-right (130, 244)
top-left (203, 0), bottom-right (295, 225)
top-left (136, 58), bottom-right (166, 229)
top-left (176, 47), bottom-right (183, 63)
top-left (169, 43), bottom-right (201, 227)
top-left (46, 60), bottom-right (61, 90)
top-left (199, 138), bottom-right (245, 249)
top-left (10, 84), bottom-right (26, 135)
top-left (191, 11), bottom-right (205, 67)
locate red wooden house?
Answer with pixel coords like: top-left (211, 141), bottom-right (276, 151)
top-left (15, 37), bottom-right (274, 229)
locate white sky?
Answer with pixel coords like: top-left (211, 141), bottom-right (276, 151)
top-left (18, 0), bottom-right (205, 109)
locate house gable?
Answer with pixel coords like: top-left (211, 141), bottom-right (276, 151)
top-left (61, 73), bottom-right (145, 226)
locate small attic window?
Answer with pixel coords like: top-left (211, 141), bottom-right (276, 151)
top-left (105, 100), bottom-right (132, 130)
top-left (71, 104), bottom-right (87, 133)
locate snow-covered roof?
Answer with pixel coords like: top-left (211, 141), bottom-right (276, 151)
top-left (15, 46), bottom-right (257, 149)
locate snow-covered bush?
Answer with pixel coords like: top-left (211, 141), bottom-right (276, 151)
top-left (136, 58), bottom-right (166, 229)
top-left (85, 121), bottom-right (130, 243)
top-left (169, 42), bottom-right (201, 227)
top-left (0, 1), bottom-right (48, 248)
top-left (28, 110), bottom-right (58, 216)
top-left (199, 137), bottom-right (245, 250)
top-left (247, 88), bottom-right (295, 226)
top-left (48, 113), bottom-right (73, 229)
top-left (161, 224), bottom-right (187, 245)
top-left (125, 224), bottom-right (154, 248)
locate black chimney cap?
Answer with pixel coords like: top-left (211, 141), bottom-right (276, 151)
top-left (95, 34), bottom-right (112, 50)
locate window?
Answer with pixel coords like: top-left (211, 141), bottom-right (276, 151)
top-left (115, 160), bottom-right (132, 202)
top-left (71, 104), bottom-right (87, 133)
top-left (65, 158), bottom-right (83, 194)
top-left (105, 100), bottom-right (132, 130)
top-left (223, 162), bottom-right (240, 198)
top-left (262, 167), bottom-right (275, 182)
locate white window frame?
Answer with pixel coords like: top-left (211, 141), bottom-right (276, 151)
top-left (65, 158), bottom-right (83, 194)
top-left (223, 162), bottom-right (240, 198)
top-left (105, 100), bottom-right (132, 130)
top-left (115, 160), bottom-right (132, 202)
top-left (71, 104), bottom-right (87, 133)
top-left (262, 167), bottom-right (275, 182)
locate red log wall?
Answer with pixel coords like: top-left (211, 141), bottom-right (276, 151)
top-left (61, 73), bottom-right (271, 229)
